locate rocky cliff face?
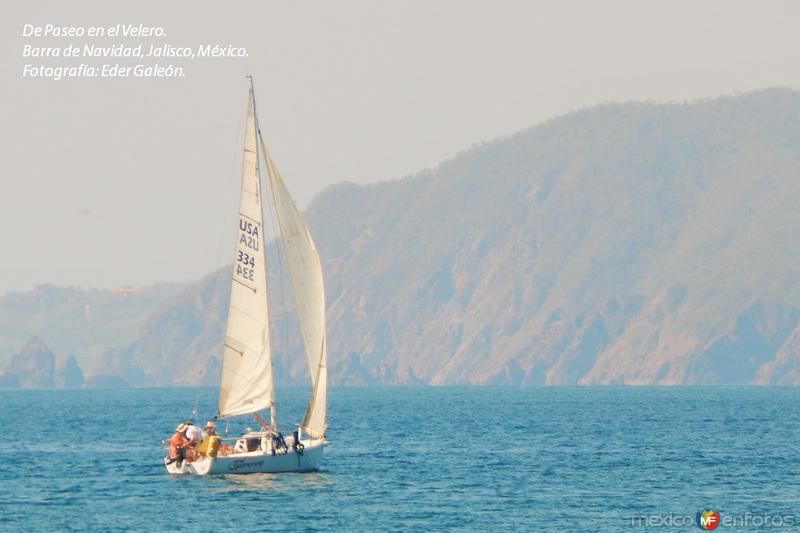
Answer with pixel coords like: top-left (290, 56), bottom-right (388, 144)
top-left (306, 88), bottom-right (800, 385)
top-left (0, 337), bottom-right (84, 388)
top-left (16, 88), bottom-right (800, 387)
top-left (90, 270), bottom-right (229, 387)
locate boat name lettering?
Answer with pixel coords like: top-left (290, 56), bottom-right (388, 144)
top-left (228, 459), bottom-right (265, 471)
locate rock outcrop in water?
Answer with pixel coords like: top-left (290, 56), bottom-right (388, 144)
top-left (0, 283), bottom-right (185, 374)
top-left (0, 337), bottom-right (84, 389)
top-left (5, 89), bottom-right (800, 387)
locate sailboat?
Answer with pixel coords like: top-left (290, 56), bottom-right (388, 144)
top-left (164, 77), bottom-right (328, 475)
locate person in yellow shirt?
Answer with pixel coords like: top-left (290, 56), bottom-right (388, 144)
top-left (195, 420), bottom-right (222, 458)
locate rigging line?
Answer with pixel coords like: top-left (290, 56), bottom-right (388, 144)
top-left (232, 277), bottom-right (257, 293)
top-left (251, 79), bottom-right (279, 429)
top-left (261, 138), bottom-right (292, 383)
top-left (252, 124), bottom-right (284, 420)
top-left (237, 212), bottom-right (262, 225)
top-left (257, 137), bottom-right (280, 340)
top-left (267, 181), bottom-right (286, 430)
top-left (192, 395), bottom-right (200, 425)
top-left (251, 81), bottom-right (264, 209)
top-left (247, 83), bottom-right (274, 357)
top-left (227, 303), bottom-right (269, 325)
top-left (267, 147), bottom-right (290, 378)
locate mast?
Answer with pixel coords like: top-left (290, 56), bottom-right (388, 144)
top-left (252, 75), bottom-right (278, 431)
top-left (250, 76), bottom-right (279, 431)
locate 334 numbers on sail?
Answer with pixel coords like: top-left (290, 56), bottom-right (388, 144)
top-left (237, 250), bottom-right (256, 267)
top-left (235, 263), bottom-right (255, 282)
top-left (235, 251), bottom-right (256, 282)
top-left (235, 216), bottom-right (260, 285)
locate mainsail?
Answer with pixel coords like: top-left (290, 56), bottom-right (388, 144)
top-left (218, 83), bottom-right (275, 419)
top-left (263, 142), bottom-right (328, 438)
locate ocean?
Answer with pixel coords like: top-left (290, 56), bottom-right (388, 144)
top-left (2, 386), bottom-right (798, 531)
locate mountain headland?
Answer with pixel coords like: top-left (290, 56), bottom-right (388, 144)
top-left (3, 88), bottom-right (799, 387)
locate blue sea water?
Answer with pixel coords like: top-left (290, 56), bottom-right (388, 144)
top-left (1, 386), bottom-right (799, 531)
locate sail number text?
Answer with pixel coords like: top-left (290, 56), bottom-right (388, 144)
top-left (235, 217), bottom-right (261, 285)
top-left (238, 218), bottom-right (260, 251)
top-left (236, 251), bottom-right (256, 281)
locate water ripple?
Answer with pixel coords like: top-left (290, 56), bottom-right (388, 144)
top-left (2, 386), bottom-right (799, 530)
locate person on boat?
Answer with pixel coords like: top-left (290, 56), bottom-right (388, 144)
top-left (271, 430), bottom-right (288, 455)
top-left (166, 422), bottom-right (190, 466)
top-left (175, 421), bottom-right (206, 462)
top-left (185, 421), bottom-right (205, 448)
top-left (195, 421), bottom-right (223, 458)
top-left (291, 430), bottom-right (304, 455)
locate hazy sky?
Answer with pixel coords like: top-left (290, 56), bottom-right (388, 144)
top-left (2, 0), bottom-right (799, 295)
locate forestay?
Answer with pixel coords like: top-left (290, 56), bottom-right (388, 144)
top-left (263, 142), bottom-right (328, 438)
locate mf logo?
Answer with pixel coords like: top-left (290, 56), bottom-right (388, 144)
top-left (697, 509), bottom-right (720, 530)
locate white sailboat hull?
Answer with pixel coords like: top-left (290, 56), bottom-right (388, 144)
top-left (165, 439), bottom-right (325, 475)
